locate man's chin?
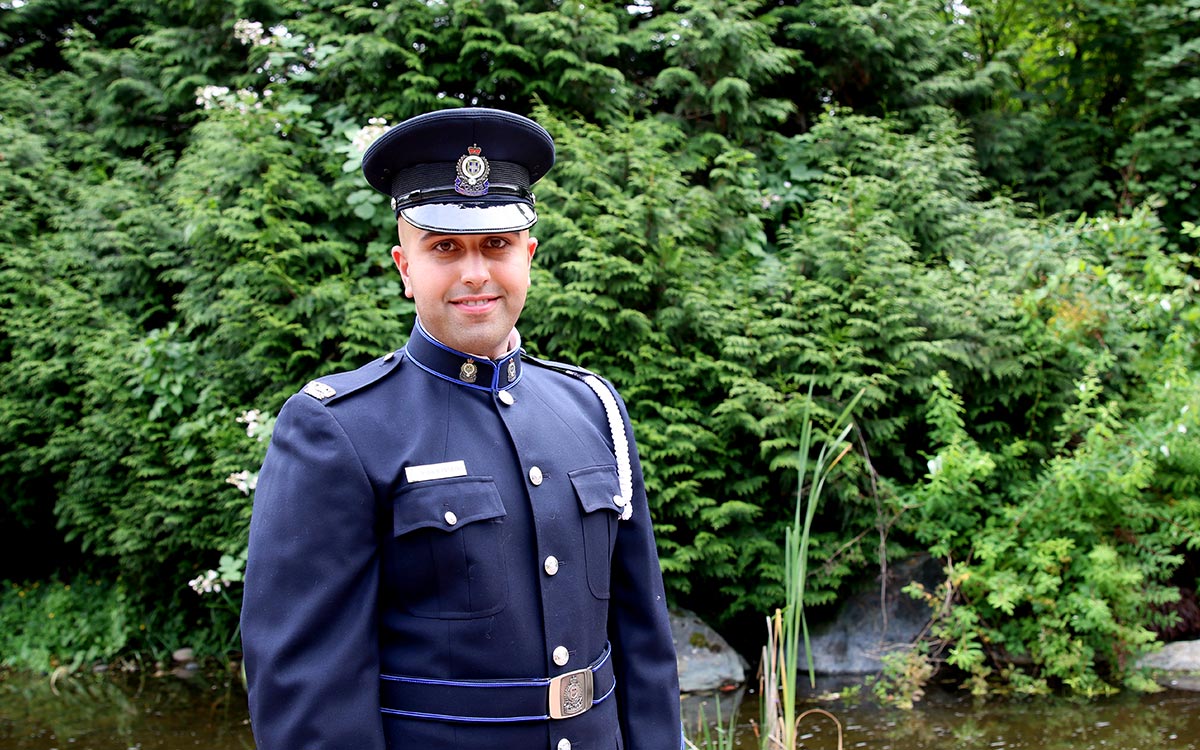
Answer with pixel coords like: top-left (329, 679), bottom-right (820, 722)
top-left (446, 330), bottom-right (511, 360)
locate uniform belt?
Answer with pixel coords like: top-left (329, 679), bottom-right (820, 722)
top-left (379, 643), bottom-right (615, 723)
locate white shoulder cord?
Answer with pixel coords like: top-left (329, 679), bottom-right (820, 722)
top-left (582, 375), bottom-right (634, 521)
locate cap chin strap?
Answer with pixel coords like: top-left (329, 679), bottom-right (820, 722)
top-left (582, 375), bottom-right (634, 521)
top-left (391, 184), bottom-right (535, 214)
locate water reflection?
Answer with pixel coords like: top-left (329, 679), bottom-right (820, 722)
top-left (684, 678), bottom-right (1200, 750)
top-left (0, 668), bottom-right (253, 750)
top-left (3, 669), bottom-right (1198, 749)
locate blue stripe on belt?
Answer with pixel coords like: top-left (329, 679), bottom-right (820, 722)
top-left (379, 643), bottom-right (615, 723)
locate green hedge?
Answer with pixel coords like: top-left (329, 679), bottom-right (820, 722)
top-left (1, 0), bottom-right (1197, 699)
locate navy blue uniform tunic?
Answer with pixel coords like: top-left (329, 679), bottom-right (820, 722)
top-left (241, 322), bottom-right (682, 750)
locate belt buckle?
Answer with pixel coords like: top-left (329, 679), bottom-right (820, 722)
top-left (548, 667), bottom-right (594, 720)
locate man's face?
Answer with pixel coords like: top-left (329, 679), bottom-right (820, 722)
top-left (392, 220), bottom-right (537, 359)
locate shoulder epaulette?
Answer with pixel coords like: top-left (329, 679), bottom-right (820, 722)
top-left (522, 351), bottom-right (634, 521)
top-left (301, 349), bottom-right (405, 403)
top-left (520, 352), bottom-right (597, 380)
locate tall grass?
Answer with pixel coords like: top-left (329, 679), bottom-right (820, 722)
top-left (760, 388), bottom-right (861, 749)
top-left (686, 696), bottom-right (740, 750)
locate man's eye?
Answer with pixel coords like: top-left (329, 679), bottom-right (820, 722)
top-left (432, 241), bottom-right (457, 253)
top-left (484, 237), bottom-right (509, 249)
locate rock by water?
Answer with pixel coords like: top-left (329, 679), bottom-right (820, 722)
top-left (801, 553), bottom-right (943, 674)
top-left (670, 608), bottom-right (748, 693)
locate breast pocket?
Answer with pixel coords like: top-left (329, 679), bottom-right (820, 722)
top-left (569, 466), bottom-right (622, 600)
top-left (389, 476), bottom-right (508, 619)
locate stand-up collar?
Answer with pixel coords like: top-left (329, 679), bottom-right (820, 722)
top-left (404, 320), bottom-right (523, 392)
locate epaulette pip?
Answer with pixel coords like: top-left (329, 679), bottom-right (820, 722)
top-left (302, 381), bottom-right (337, 400)
top-left (300, 349), bottom-right (405, 403)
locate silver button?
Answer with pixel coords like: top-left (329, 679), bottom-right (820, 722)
top-left (498, 390), bottom-right (515, 406)
top-left (544, 556), bottom-right (559, 576)
top-left (529, 466), bottom-right (543, 486)
top-left (444, 511), bottom-right (458, 526)
top-left (613, 494), bottom-right (627, 507)
top-left (552, 646), bottom-right (569, 666)
top-left (557, 739), bottom-right (571, 750)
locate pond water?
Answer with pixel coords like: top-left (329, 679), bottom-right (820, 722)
top-left (684, 676), bottom-right (1200, 750)
top-left (2, 668), bottom-right (1199, 749)
top-left (0, 667), bottom-right (254, 750)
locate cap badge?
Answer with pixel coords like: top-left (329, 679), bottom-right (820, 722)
top-left (455, 145), bottom-right (491, 197)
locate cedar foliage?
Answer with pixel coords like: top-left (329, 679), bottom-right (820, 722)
top-left (1, 0), bottom-right (1198, 698)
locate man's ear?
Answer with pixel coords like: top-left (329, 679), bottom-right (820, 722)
top-left (526, 236), bottom-right (538, 265)
top-left (391, 244), bottom-right (413, 298)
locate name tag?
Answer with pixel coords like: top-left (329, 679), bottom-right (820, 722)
top-left (404, 460), bottom-right (468, 484)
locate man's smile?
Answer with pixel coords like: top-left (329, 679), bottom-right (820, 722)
top-left (452, 296), bottom-right (500, 310)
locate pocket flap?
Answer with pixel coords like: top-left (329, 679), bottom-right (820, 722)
top-left (393, 476), bottom-right (505, 537)
top-left (568, 465), bottom-right (622, 515)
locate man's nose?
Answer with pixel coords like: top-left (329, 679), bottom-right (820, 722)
top-left (460, 249), bottom-right (489, 285)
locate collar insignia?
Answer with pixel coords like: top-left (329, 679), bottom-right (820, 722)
top-left (455, 144), bottom-right (490, 197)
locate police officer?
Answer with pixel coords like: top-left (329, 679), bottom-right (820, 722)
top-left (240, 108), bottom-right (683, 750)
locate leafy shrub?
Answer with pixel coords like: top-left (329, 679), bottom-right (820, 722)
top-left (890, 207), bottom-right (1200, 698)
top-left (0, 577), bottom-right (134, 673)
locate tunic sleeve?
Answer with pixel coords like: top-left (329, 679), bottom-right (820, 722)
top-left (605, 388), bottom-right (684, 750)
top-left (240, 393), bottom-right (385, 750)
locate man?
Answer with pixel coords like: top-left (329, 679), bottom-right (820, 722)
top-left (240, 107), bottom-right (683, 750)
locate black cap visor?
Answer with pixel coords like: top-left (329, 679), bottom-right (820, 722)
top-left (400, 201), bottom-right (538, 235)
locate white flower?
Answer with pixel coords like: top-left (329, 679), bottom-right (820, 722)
top-left (1160, 444), bottom-right (1170, 458)
top-left (188, 570), bottom-right (220, 594)
top-left (351, 118), bottom-right (392, 153)
top-left (927, 455), bottom-right (944, 476)
top-left (1159, 298), bottom-right (1172, 312)
top-left (226, 470), bottom-right (258, 495)
top-left (234, 19), bottom-right (268, 46)
top-left (195, 85), bottom-right (230, 109)
top-left (194, 85), bottom-right (263, 114)
top-left (1179, 424), bottom-right (1188, 434)
top-left (237, 408), bottom-right (260, 424)
top-left (188, 568), bottom-right (235, 595)
top-left (236, 408), bottom-right (270, 440)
